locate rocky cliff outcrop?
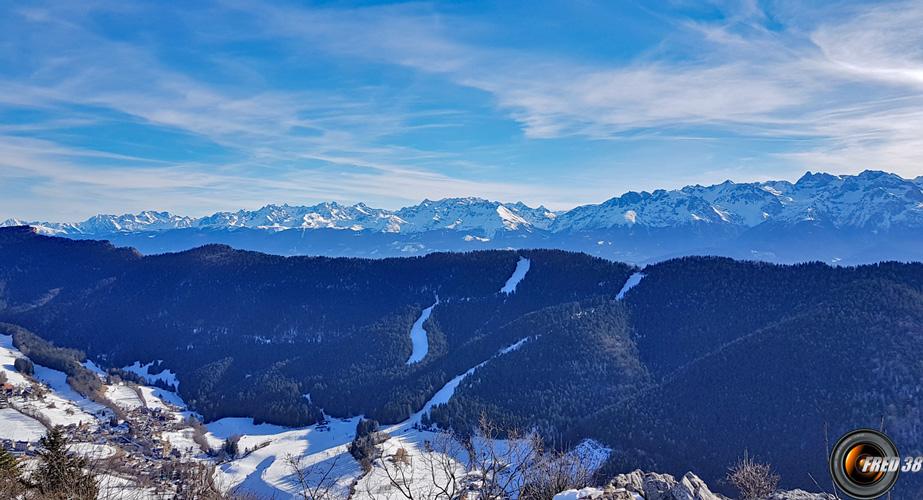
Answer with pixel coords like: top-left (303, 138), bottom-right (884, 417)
top-left (553, 470), bottom-right (836, 500)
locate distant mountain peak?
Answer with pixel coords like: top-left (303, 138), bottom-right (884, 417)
top-left (6, 171), bottom-right (922, 251)
top-left (796, 171), bottom-right (840, 187)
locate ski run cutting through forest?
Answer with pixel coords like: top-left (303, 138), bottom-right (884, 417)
top-left (616, 272), bottom-right (645, 300)
top-left (500, 257), bottom-right (531, 294)
top-left (405, 298), bottom-right (439, 365)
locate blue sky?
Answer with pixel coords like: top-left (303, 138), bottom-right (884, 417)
top-left (2, 0), bottom-right (922, 220)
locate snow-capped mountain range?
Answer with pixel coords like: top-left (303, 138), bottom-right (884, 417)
top-left (5, 198), bottom-right (559, 236)
top-left (5, 170), bottom-right (923, 264)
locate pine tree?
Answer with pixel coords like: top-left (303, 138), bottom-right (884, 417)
top-left (13, 357), bottom-right (33, 376)
top-left (0, 447), bottom-right (16, 472)
top-left (34, 426), bottom-right (99, 499)
top-left (0, 446), bottom-right (23, 497)
top-left (222, 436), bottom-right (240, 459)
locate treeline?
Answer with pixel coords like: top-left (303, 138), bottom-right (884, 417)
top-left (1, 323), bottom-right (102, 398)
top-left (0, 323), bottom-right (129, 420)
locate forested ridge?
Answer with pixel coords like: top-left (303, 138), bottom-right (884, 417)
top-left (2, 226), bottom-right (923, 493)
top-left (0, 226), bottom-right (635, 426)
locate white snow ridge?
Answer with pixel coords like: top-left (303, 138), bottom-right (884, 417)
top-left (616, 272), bottom-right (645, 300)
top-left (500, 257), bottom-right (531, 294)
top-left (406, 298), bottom-right (438, 365)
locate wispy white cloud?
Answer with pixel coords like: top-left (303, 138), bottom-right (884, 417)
top-left (811, 2), bottom-right (923, 88)
top-left (1, 1), bottom-right (595, 217)
top-left (220, 0), bottom-right (923, 182)
top-left (245, 0), bottom-right (923, 170)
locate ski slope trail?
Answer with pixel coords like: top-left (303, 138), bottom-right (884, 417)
top-left (405, 298), bottom-right (438, 365)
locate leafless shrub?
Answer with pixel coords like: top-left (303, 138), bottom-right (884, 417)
top-left (376, 445), bottom-right (418, 500)
top-left (286, 452), bottom-right (344, 500)
top-left (727, 451), bottom-right (780, 500)
top-left (418, 431), bottom-right (467, 499)
top-left (355, 412), bottom-right (613, 500)
top-left (129, 383), bottom-right (146, 407)
top-left (187, 415), bottom-right (216, 455)
top-left (464, 414), bottom-right (542, 498)
top-left (519, 446), bottom-right (596, 499)
top-left (170, 461), bottom-right (228, 499)
top-left (392, 447), bottom-right (411, 466)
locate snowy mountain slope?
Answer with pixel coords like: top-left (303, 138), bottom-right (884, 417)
top-left (5, 198), bottom-right (557, 237)
top-left (552, 170), bottom-right (923, 231)
top-left (394, 197), bottom-right (554, 235)
top-left (7, 211), bottom-right (197, 235)
top-left (197, 202), bottom-right (405, 232)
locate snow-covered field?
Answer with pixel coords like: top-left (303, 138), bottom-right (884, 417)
top-left (0, 408), bottom-right (47, 441)
top-left (30, 365), bottom-right (108, 428)
top-left (161, 428), bottom-right (203, 458)
top-left (137, 385), bottom-right (184, 415)
top-left (208, 416), bottom-right (363, 498)
top-left (1, 334), bottom-right (107, 432)
top-left (105, 384), bottom-right (144, 411)
top-left (353, 432), bottom-right (468, 500)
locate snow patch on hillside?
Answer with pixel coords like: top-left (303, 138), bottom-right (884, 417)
top-left (139, 385), bottom-right (186, 411)
top-left (105, 384), bottom-right (144, 411)
top-left (616, 272), bottom-right (645, 300)
top-left (406, 298), bottom-right (438, 365)
top-left (499, 336), bottom-right (534, 355)
top-left (83, 359), bottom-right (106, 378)
top-left (97, 473), bottom-right (160, 500)
top-left (122, 360), bottom-right (179, 389)
top-left (352, 433), bottom-right (467, 500)
top-left (574, 439), bottom-right (612, 470)
top-left (500, 257), bottom-right (531, 294)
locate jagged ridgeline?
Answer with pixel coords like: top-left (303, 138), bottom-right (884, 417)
top-left (2, 226), bottom-right (923, 493)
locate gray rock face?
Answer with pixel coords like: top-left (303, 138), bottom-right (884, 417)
top-left (767, 490), bottom-right (837, 500)
top-left (595, 470), bottom-right (833, 500)
top-left (555, 471), bottom-right (834, 500)
top-left (607, 470), bottom-right (726, 500)
top-left (671, 472), bottom-right (724, 500)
